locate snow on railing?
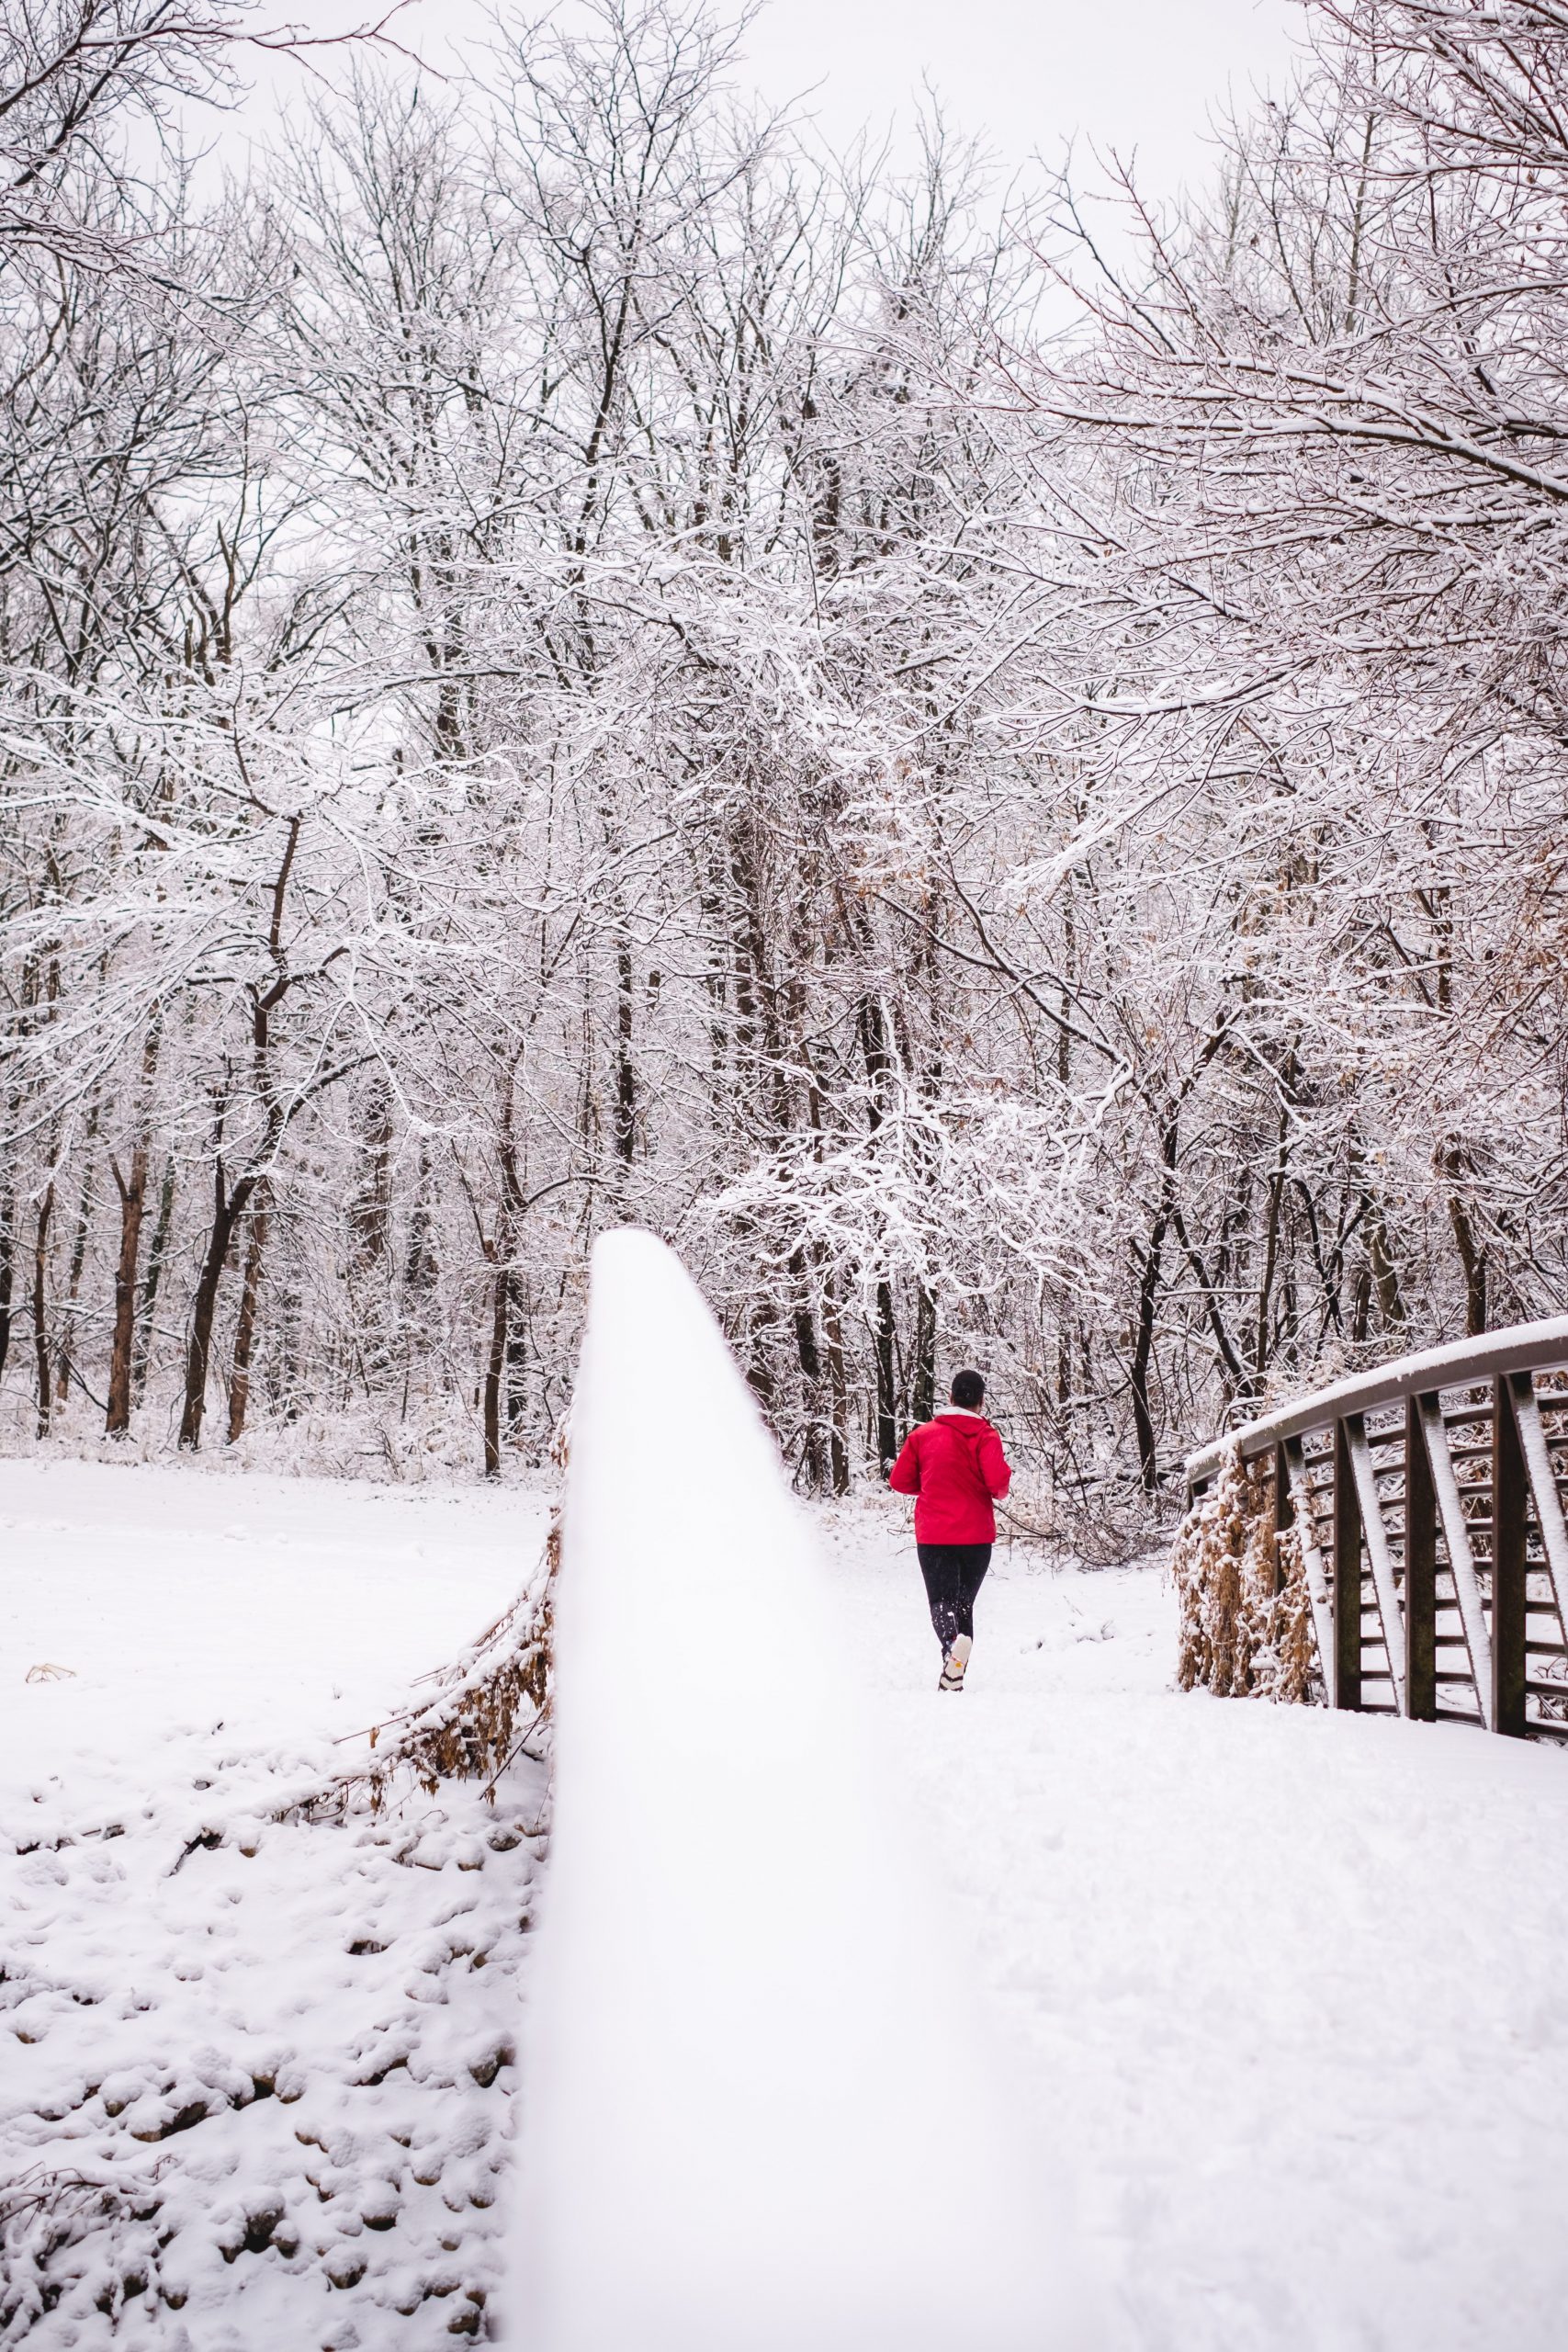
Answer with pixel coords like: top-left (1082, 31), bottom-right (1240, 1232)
top-left (1185, 1317), bottom-right (1568, 1486)
top-left (1183, 1317), bottom-right (1568, 1738)
top-left (515, 1230), bottom-right (1090, 2351)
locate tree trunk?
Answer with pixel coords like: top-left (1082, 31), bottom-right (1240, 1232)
top-left (227, 1182), bottom-right (272, 1442)
top-left (1129, 1185), bottom-right (1174, 1493)
top-left (106, 1142), bottom-right (150, 1434)
top-left (353, 1089), bottom-right (393, 1251)
top-left (504, 1272), bottom-right (528, 1433)
top-left (822, 1276), bottom-right (851, 1496)
top-left (179, 1169), bottom-right (252, 1449)
top-left (56, 1157), bottom-right (96, 1405)
top-left (31, 1186), bottom-right (54, 1438)
top-left (482, 1254), bottom-right (509, 1479)
top-left (874, 1277), bottom-right (897, 1470)
top-left (615, 940), bottom-right (637, 1167)
top-left (788, 1246), bottom-right (827, 1489)
top-left (134, 1158), bottom-right (176, 1402)
top-left (0, 1191), bottom-right (13, 1384)
top-left (1252, 1122), bottom-right (1289, 1398)
top-left (912, 1283), bottom-right (937, 1427)
top-left (857, 989), bottom-right (902, 1473)
top-left (1446, 1177), bottom-right (1487, 1335)
top-left (1368, 1197), bottom-right (1405, 1330)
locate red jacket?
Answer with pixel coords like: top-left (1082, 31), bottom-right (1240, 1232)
top-left (888, 1411), bottom-right (1011, 1544)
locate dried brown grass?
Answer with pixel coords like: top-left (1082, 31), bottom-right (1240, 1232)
top-left (1172, 1444), bottom-right (1320, 1704)
top-left (293, 1486), bottom-right (561, 1826)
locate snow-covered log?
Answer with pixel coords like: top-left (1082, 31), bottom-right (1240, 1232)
top-left (516, 1228), bottom-right (1089, 2351)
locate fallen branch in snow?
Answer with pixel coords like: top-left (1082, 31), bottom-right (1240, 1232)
top-left (0, 2165), bottom-right (136, 2237)
top-left (167, 1827), bottom-right (224, 1875)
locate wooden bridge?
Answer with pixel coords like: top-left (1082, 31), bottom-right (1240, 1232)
top-left (1185, 1317), bottom-right (1568, 1738)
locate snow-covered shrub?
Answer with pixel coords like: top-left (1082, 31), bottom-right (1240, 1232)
top-left (1171, 1445), bottom-right (1319, 1703)
top-left (990, 1465), bottom-right (1157, 1568)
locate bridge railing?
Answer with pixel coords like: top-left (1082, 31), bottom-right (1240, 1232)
top-left (1184, 1316), bottom-right (1568, 1738)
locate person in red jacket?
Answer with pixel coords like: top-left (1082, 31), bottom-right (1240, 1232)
top-left (887, 1369), bottom-right (1011, 1691)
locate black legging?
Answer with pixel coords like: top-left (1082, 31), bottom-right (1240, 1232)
top-left (917, 1542), bottom-right (993, 1653)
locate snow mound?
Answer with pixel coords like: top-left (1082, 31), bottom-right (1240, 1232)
top-left (517, 1228), bottom-right (1091, 2351)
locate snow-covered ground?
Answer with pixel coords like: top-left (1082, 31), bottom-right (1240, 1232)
top-left (823, 1498), bottom-right (1568, 2352)
top-left (1, 1462), bottom-right (548, 2349)
top-left (7, 1457), bottom-right (1568, 2349)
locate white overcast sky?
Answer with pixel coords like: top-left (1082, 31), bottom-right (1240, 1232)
top-left (242, 0), bottom-right (1304, 202)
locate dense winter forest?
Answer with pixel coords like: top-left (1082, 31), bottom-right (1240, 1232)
top-left (3, 0), bottom-right (1566, 1517)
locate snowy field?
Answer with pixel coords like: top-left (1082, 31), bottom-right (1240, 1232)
top-left (6, 1461), bottom-right (1568, 2348)
top-left (0, 1462), bottom-right (549, 2348)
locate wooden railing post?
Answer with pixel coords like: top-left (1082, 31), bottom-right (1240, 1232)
top-left (1344, 1410), bottom-right (1406, 1712)
top-left (1493, 1373), bottom-right (1529, 1738)
top-left (1416, 1394), bottom-right (1493, 1729)
top-left (1333, 1418), bottom-right (1362, 1712)
top-left (1404, 1395), bottom-right (1437, 1723)
top-left (1282, 1434), bottom-right (1337, 1708)
top-left (1272, 1441), bottom-right (1292, 1574)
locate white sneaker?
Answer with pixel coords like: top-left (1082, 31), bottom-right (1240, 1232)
top-left (938, 1634), bottom-right (973, 1691)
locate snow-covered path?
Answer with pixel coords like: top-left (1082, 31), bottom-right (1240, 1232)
top-left (823, 1498), bottom-right (1568, 2352)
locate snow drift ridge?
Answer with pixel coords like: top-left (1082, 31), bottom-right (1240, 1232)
top-left (515, 1227), bottom-right (1091, 2350)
